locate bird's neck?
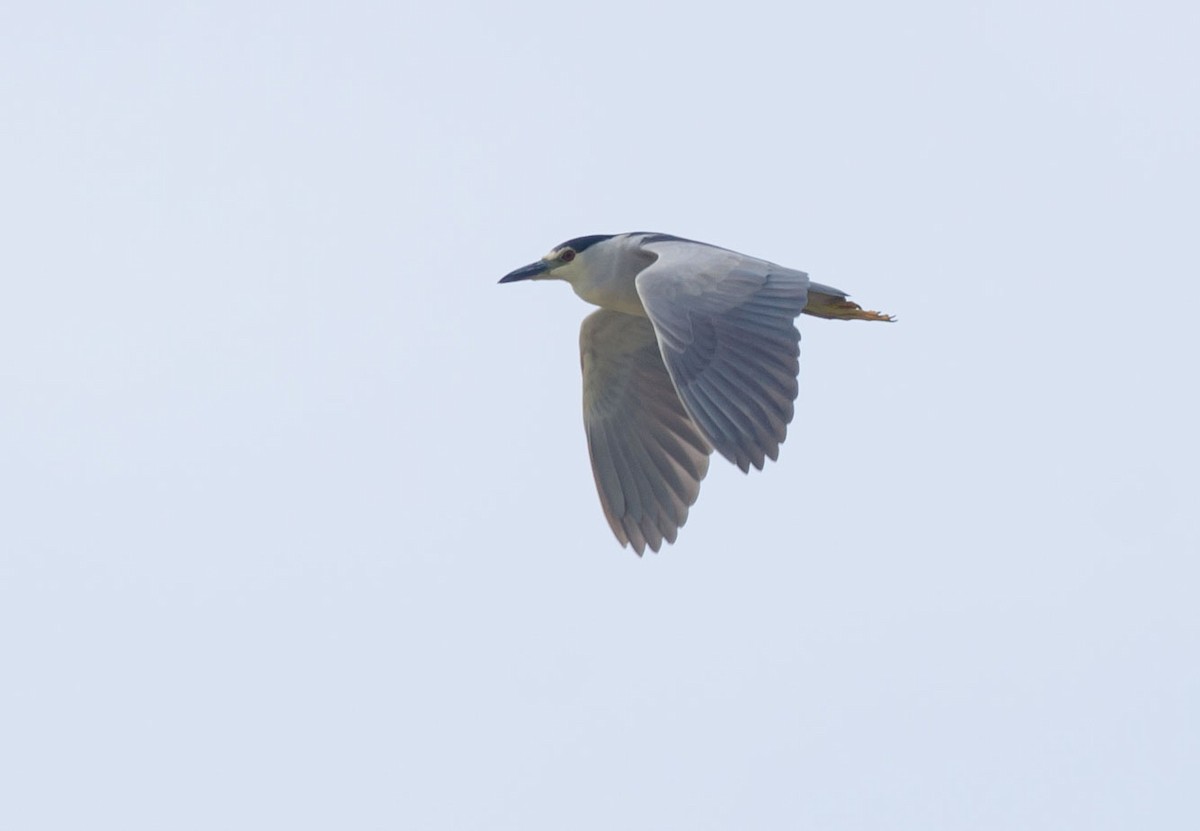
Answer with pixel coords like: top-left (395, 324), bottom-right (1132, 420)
top-left (567, 243), bottom-right (650, 317)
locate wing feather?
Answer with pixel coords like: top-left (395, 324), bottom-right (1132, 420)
top-left (634, 240), bottom-right (810, 472)
top-left (580, 310), bottom-right (713, 555)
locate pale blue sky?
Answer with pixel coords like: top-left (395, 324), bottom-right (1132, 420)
top-left (2, 1), bottom-right (1198, 828)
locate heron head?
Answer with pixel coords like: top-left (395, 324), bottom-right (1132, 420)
top-left (499, 234), bottom-right (615, 284)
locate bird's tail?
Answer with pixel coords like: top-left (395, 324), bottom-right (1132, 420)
top-left (803, 284), bottom-right (894, 322)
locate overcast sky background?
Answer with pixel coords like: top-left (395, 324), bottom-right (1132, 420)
top-left (3, 1), bottom-right (1198, 828)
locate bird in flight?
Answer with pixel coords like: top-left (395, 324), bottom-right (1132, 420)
top-left (500, 232), bottom-right (892, 555)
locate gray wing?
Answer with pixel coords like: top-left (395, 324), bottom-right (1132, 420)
top-left (580, 309), bottom-right (713, 555)
top-left (634, 239), bottom-right (810, 472)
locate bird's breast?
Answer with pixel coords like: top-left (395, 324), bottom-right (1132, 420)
top-left (570, 272), bottom-right (647, 317)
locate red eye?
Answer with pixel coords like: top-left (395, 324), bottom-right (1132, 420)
top-left (560, 249), bottom-right (576, 262)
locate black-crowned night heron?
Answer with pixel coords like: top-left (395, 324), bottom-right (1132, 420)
top-left (500, 232), bottom-right (892, 555)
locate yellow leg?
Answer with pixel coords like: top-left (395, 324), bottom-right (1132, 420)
top-left (803, 292), bottom-right (895, 322)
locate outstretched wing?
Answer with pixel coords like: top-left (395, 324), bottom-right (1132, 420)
top-left (634, 238), bottom-right (810, 472)
top-left (580, 309), bottom-right (713, 555)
